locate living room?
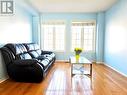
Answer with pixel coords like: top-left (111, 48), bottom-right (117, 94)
top-left (0, 0), bottom-right (127, 95)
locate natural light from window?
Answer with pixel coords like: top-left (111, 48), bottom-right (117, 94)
top-left (41, 22), bottom-right (65, 51)
top-left (71, 21), bottom-right (96, 52)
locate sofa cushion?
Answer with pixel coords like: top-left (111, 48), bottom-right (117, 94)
top-left (39, 59), bottom-right (50, 70)
top-left (42, 54), bottom-right (55, 61)
top-left (16, 53), bottom-right (32, 60)
top-left (37, 55), bottom-right (52, 62)
top-left (23, 53), bottom-right (32, 59)
top-left (44, 55), bottom-right (53, 61)
top-left (37, 55), bottom-right (45, 60)
top-left (50, 53), bottom-right (55, 58)
top-left (29, 51), bottom-right (39, 58)
top-left (36, 50), bottom-right (42, 55)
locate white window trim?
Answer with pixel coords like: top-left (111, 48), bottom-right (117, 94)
top-left (41, 21), bottom-right (66, 52)
top-left (71, 20), bottom-right (96, 52)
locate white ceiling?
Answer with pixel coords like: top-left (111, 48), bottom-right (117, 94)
top-left (26, 0), bottom-right (118, 13)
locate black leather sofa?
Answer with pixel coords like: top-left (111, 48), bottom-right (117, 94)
top-left (0, 43), bottom-right (56, 82)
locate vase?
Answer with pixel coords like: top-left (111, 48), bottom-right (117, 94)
top-left (75, 54), bottom-right (80, 61)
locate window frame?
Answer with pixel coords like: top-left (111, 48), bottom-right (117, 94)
top-left (71, 20), bottom-right (96, 52)
top-left (41, 21), bottom-right (66, 52)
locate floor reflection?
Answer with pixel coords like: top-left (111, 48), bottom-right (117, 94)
top-left (45, 68), bottom-right (92, 95)
top-left (46, 69), bottom-right (66, 95)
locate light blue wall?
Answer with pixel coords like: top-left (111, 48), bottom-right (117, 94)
top-left (32, 16), bottom-right (41, 45)
top-left (32, 13), bottom-right (104, 61)
top-left (0, 1), bottom-right (37, 81)
top-left (96, 12), bottom-right (105, 62)
top-left (104, 0), bottom-right (127, 75)
top-left (0, 2), bottom-right (33, 44)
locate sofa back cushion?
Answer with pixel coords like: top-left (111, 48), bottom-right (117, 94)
top-left (24, 43), bottom-right (42, 57)
top-left (4, 44), bottom-right (33, 60)
top-left (4, 43), bottom-right (42, 60)
top-left (24, 43), bottom-right (40, 51)
top-left (5, 44), bottom-right (27, 55)
top-left (29, 51), bottom-right (39, 58)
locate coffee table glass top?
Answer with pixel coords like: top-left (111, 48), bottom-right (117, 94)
top-left (70, 56), bottom-right (91, 64)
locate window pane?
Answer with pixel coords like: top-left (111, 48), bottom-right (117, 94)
top-left (71, 22), bottom-right (95, 52)
top-left (55, 25), bottom-right (65, 51)
top-left (43, 25), bottom-right (53, 51)
top-left (42, 23), bottom-right (65, 51)
top-left (83, 25), bottom-right (94, 51)
top-left (71, 26), bottom-right (82, 50)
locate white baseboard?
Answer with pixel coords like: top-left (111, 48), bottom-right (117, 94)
top-left (56, 60), bottom-right (105, 64)
top-left (0, 76), bottom-right (9, 83)
top-left (104, 63), bottom-right (127, 77)
top-left (96, 61), bottom-right (104, 64)
top-left (56, 60), bottom-right (69, 63)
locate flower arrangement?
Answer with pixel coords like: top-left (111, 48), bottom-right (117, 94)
top-left (74, 48), bottom-right (82, 61)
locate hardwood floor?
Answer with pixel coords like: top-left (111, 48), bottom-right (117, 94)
top-left (0, 62), bottom-right (127, 95)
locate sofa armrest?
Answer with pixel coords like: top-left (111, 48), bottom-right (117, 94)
top-left (12, 59), bottom-right (38, 67)
top-left (41, 51), bottom-right (53, 55)
top-left (7, 59), bottom-right (44, 82)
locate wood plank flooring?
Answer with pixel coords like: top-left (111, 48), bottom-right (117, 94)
top-left (0, 62), bottom-right (127, 95)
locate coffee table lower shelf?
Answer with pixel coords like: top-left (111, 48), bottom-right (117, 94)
top-left (71, 63), bottom-right (92, 77)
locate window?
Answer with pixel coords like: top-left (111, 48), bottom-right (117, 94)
top-left (71, 21), bottom-right (96, 51)
top-left (41, 22), bottom-right (65, 51)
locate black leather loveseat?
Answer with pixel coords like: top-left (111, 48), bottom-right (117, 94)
top-left (0, 43), bottom-right (55, 82)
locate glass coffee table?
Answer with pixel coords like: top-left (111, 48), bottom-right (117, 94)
top-left (69, 56), bottom-right (92, 77)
